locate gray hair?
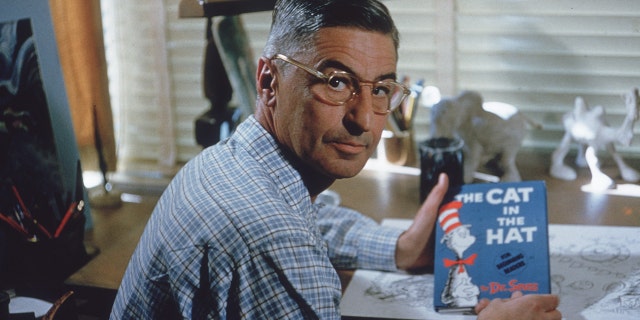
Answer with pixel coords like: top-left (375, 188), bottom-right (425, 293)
top-left (262, 0), bottom-right (400, 59)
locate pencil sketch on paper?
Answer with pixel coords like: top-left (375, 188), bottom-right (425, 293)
top-left (340, 270), bottom-right (477, 320)
top-left (583, 270), bottom-right (640, 319)
top-left (364, 272), bottom-right (434, 308)
top-left (548, 225), bottom-right (640, 320)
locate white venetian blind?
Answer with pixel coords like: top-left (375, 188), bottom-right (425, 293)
top-left (101, 0), bottom-right (179, 177)
top-left (453, 1), bottom-right (640, 152)
top-left (100, 0), bottom-right (640, 181)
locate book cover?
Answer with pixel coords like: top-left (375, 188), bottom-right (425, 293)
top-left (433, 180), bottom-right (551, 313)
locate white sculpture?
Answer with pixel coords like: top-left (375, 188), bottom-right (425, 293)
top-left (550, 88), bottom-right (640, 190)
top-left (430, 90), bottom-right (540, 183)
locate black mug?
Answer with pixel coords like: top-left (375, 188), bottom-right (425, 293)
top-left (419, 137), bottom-right (464, 202)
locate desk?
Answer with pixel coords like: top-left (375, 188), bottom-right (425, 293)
top-left (331, 149), bottom-right (640, 227)
top-left (64, 150), bottom-right (640, 317)
top-left (65, 194), bottom-right (157, 290)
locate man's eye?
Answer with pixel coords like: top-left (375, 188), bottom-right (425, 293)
top-left (328, 75), bottom-right (352, 91)
top-left (372, 84), bottom-right (392, 97)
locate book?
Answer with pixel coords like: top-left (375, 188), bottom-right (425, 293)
top-left (433, 180), bottom-right (551, 313)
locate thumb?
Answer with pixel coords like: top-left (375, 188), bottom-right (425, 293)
top-left (396, 174), bottom-right (449, 269)
top-left (410, 173), bottom-right (449, 234)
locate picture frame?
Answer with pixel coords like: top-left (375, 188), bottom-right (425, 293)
top-left (1, 0), bottom-right (90, 287)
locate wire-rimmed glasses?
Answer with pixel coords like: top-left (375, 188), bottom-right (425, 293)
top-left (272, 54), bottom-right (410, 114)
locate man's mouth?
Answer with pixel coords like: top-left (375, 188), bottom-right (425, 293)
top-left (329, 140), bottom-right (367, 155)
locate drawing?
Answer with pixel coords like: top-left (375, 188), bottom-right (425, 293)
top-left (581, 243), bottom-right (630, 264)
top-left (548, 226), bottom-right (640, 319)
top-left (582, 270), bottom-right (640, 320)
top-left (340, 270), bottom-right (463, 320)
top-left (364, 273), bottom-right (433, 308)
top-left (438, 201), bottom-right (480, 307)
top-left (569, 280), bottom-right (594, 291)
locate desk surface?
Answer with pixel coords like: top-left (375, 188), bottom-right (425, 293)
top-left (66, 150), bottom-right (640, 292)
top-left (65, 194), bottom-right (157, 290)
top-left (332, 149), bottom-right (640, 227)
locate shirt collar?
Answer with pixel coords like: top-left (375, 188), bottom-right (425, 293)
top-left (233, 116), bottom-right (315, 213)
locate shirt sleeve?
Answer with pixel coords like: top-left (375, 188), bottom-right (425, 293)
top-left (316, 204), bottom-right (404, 271)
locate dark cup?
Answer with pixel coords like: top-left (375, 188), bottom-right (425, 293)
top-left (419, 137), bottom-right (464, 202)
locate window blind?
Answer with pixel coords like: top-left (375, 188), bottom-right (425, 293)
top-left (454, 0), bottom-right (640, 152)
top-left (101, 0), bottom-right (640, 181)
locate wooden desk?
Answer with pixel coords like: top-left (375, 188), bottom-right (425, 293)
top-left (65, 194), bottom-right (157, 291)
top-left (332, 149), bottom-right (640, 227)
top-left (64, 149), bottom-right (640, 316)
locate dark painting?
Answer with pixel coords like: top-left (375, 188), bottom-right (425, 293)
top-left (0, 2), bottom-right (89, 288)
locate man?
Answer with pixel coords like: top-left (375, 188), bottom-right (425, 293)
top-left (111, 0), bottom-right (561, 319)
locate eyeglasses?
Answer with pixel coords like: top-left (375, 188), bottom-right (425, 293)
top-left (272, 54), bottom-right (410, 114)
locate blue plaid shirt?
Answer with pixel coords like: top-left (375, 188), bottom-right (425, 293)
top-left (110, 116), bottom-right (403, 319)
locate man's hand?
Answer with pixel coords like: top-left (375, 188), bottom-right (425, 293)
top-left (395, 173), bottom-right (449, 270)
top-left (475, 291), bottom-right (562, 320)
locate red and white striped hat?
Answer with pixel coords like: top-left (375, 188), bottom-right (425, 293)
top-left (438, 200), bottom-right (464, 235)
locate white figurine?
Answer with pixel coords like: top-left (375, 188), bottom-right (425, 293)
top-left (550, 88), bottom-right (640, 190)
top-left (429, 90), bottom-right (540, 183)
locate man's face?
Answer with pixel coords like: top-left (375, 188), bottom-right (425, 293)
top-left (270, 27), bottom-right (397, 179)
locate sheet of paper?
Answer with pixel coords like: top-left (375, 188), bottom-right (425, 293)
top-left (341, 269), bottom-right (475, 319)
top-left (549, 224), bottom-right (640, 320)
top-left (9, 296), bottom-right (52, 317)
top-left (340, 221), bottom-right (640, 320)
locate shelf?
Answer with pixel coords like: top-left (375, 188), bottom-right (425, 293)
top-left (179, 0), bottom-right (276, 18)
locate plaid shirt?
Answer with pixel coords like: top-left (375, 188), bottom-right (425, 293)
top-left (110, 116), bottom-right (403, 319)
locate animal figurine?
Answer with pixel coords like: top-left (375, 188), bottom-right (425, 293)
top-left (549, 88), bottom-right (640, 190)
top-left (430, 90), bottom-right (539, 183)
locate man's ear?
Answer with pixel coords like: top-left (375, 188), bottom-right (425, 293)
top-left (257, 57), bottom-right (277, 106)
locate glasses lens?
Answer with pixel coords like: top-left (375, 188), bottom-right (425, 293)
top-left (387, 84), bottom-right (408, 111)
top-left (371, 83), bottom-right (396, 113)
top-left (323, 72), bottom-right (356, 104)
top-left (370, 82), bottom-right (409, 113)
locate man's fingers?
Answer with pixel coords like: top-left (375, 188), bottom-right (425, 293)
top-left (540, 294), bottom-right (560, 312)
top-left (521, 294), bottom-right (560, 313)
top-left (474, 298), bottom-right (490, 314)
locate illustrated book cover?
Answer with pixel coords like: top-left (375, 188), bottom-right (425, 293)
top-left (434, 180), bottom-right (551, 313)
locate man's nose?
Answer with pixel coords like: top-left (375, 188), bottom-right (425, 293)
top-left (345, 86), bottom-right (375, 132)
